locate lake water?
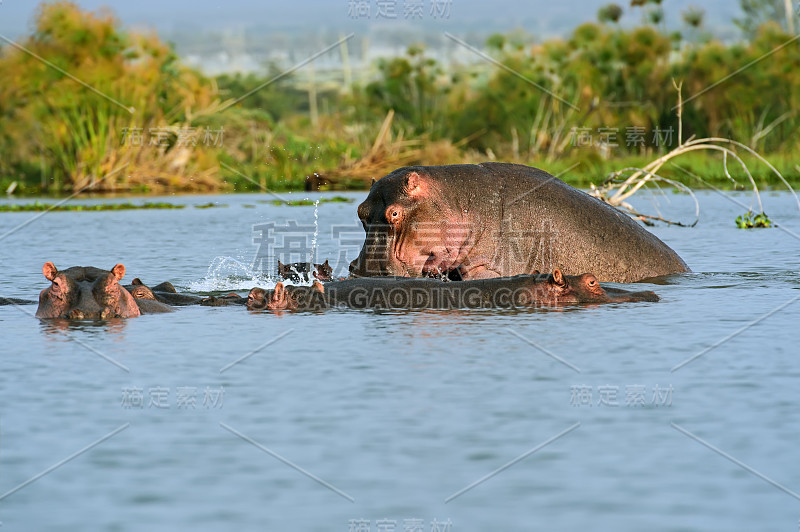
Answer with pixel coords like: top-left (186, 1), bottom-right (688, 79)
top-left (0, 189), bottom-right (798, 531)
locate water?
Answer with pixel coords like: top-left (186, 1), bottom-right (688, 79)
top-left (0, 190), bottom-right (798, 531)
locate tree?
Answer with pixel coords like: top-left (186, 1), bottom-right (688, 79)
top-left (598, 3), bottom-right (624, 24)
top-left (630, 0), bottom-right (665, 30)
top-left (681, 6), bottom-right (705, 44)
top-left (0, 1), bottom-right (220, 191)
top-left (682, 6), bottom-right (705, 28)
top-left (735, 0), bottom-right (796, 36)
top-left (647, 7), bottom-right (664, 26)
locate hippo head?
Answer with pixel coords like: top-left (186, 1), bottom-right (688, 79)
top-left (125, 278), bottom-right (157, 301)
top-left (36, 262), bottom-right (141, 319)
top-left (534, 270), bottom-right (659, 305)
top-left (536, 270), bottom-right (608, 305)
top-left (313, 260), bottom-right (333, 282)
top-left (349, 170), bottom-right (469, 279)
top-left (247, 281), bottom-right (325, 311)
top-left (277, 260), bottom-right (313, 283)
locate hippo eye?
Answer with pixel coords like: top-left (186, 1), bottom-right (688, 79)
top-left (385, 205), bottom-right (404, 223)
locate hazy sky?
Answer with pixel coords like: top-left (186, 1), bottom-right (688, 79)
top-left (0, 0), bottom-right (743, 39)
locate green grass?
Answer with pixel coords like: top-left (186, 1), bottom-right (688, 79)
top-left (0, 201), bottom-right (185, 212)
top-left (0, 197), bottom-right (358, 211)
top-left (264, 196), bottom-right (354, 206)
top-left (735, 211), bottom-right (773, 228)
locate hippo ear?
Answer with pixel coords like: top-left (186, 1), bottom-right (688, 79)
top-left (132, 278), bottom-right (144, 286)
top-left (552, 269), bottom-right (566, 287)
top-left (405, 171), bottom-right (430, 200)
top-left (312, 280), bottom-right (325, 294)
top-left (111, 264), bottom-right (126, 282)
top-left (370, 177), bottom-right (376, 188)
top-left (43, 262), bottom-right (58, 281)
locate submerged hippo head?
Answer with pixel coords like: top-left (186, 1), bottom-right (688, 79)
top-left (247, 281), bottom-right (326, 311)
top-left (313, 260), bottom-right (333, 282)
top-left (349, 170), bottom-right (470, 279)
top-left (278, 260), bottom-right (335, 283)
top-left (277, 260), bottom-right (313, 283)
top-left (36, 262), bottom-right (141, 319)
top-left (533, 270), bottom-right (659, 305)
top-left (125, 278), bottom-right (157, 301)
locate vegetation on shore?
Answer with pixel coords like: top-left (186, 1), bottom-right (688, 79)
top-left (0, 201), bottom-right (213, 211)
top-left (0, 1), bottom-right (798, 197)
top-left (266, 196), bottom-right (354, 206)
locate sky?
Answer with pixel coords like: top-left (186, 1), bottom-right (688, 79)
top-left (0, 0), bottom-right (743, 39)
top-left (0, 1), bottom-right (751, 74)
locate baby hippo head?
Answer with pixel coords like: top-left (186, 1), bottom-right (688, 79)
top-left (529, 269), bottom-right (659, 305)
top-left (125, 278), bottom-right (158, 301)
top-left (36, 262), bottom-right (141, 319)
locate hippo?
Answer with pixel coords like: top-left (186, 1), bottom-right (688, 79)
top-left (349, 163), bottom-right (689, 283)
top-left (246, 270), bottom-right (659, 312)
top-left (35, 262), bottom-right (147, 319)
top-left (0, 297), bottom-right (36, 305)
top-left (277, 260), bottom-right (334, 283)
top-left (199, 294), bottom-right (248, 306)
top-left (125, 278), bottom-right (204, 306)
top-left (124, 278), bottom-right (247, 307)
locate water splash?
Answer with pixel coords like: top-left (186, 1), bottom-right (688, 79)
top-left (310, 198), bottom-right (320, 264)
top-left (186, 255), bottom-right (317, 293)
top-left (186, 256), bottom-right (272, 292)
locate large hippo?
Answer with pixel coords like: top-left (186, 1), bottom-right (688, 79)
top-left (349, 163), bottom-right (689, 282)
top-left (246, 270), bottom-right (659, 311)
top-left (36, 262), bottom-right (145, 319)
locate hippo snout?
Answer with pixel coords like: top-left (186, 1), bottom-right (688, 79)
top-left (65, 306), bottom-right (118, 320)
top-left (67, 309), bottom-right (86, 320)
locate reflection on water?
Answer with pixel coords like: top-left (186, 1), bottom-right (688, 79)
top-left (38, 317), bottom-right (129, 335)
